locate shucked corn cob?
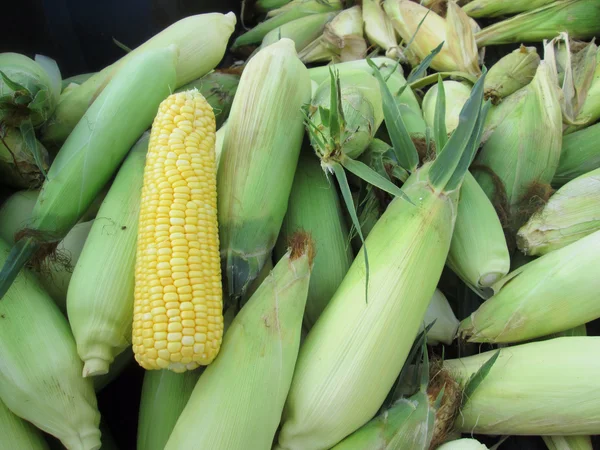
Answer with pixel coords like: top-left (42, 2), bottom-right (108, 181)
top-left (133, 89), bottom-right (223, 373)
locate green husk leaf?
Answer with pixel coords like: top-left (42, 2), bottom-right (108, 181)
top-left (112, 38), bottom-right (133, 54)
top-left (34, 55), bottom-right (61, 104)
top-left (0, 70), bottom-right (28, 93)
top-left (462, 350), bottom-right (500, 405)
top-left (19, 119), bottom-right (46, 178)
top-left (406, 41), bottom-right (444, 84)
top-left (434, 75), bottom-right (448, 152)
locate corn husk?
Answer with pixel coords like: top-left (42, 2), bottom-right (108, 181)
top-left (256, 0), bottom-right (291, 12)
top-left (67, 134), bottom-right (148, 377)
top-left (444, 337), bottom-right (600, 435)
top-left (307, 69), bottom-right (383, 161)
top-left (275, 151), bottom-right (353, 329)
top-left (277, 69), bottom-right (488, 450)
top-left (165, 234), bottom-right (313, 450)
top-left (61, 72), bottom-right (95, 91)
top-left (459, 229), bottom-right (600, 344)
top-left (309, 58), bottom-right (426, 140)
top-left (0, 47), bottom-right (177, 299)
top-left (42, 13), bottom-right (236, 146)
top-left (473, 59), bottom-right (563, 232)
top-left (475, 1), bottom-right (600, 47)
top-left (0, 52), bottom-right (61, 128)
top-left (484, 45), bottom-right (540, 104)
top-left (362, 0), bottom-right (403, 60)
top-left (0, 126), bottom-right (49, 189)
top-left (517, 167), bottom-right (600, 256)
top-left (463, 0), bottom-right (555, 18)
top-left (214, 120), bottom-right (227, 169)
top-left (554, 122), bottom-right (600, 186)
top-left (0, 397), bottom-right (49, 450)
top-left (564, 47), bottom-right (600, 134)
top-left (438, 438), bottom-right (489, 449)
top-left (420, 289), bottom-right (459, 345)
top-left (299, 6), bottom-right (367, 64)
top-left (137, 370), bottom-right (201, 450)
top-left (383, 0), bottom-right (481, 77)
top-left (176, 71), bottom-right (240, 129)
top-left (543, 436), bottom-right (593, 450)
top-left (261, 12), bottom-right (338, 52)
top-left (218, 39), bottom-right (311, 301)
top-left (423, 81), bottom-right (472, 134)
top-left (0, 237), bottom-right (101, 450)
top-left (233, 0), bottom-right (342, 48)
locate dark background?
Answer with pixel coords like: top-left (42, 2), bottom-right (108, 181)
top-left (3, 2), bottom-right (599, 449)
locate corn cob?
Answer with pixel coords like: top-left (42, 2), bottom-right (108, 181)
top-left (384, 0), bottom-right (481, 77)
top-left (554, 123), bottom-right (600, 186)
top-left (473, 59), bottom-right (562, 233)
top-left (176, 70), bottom-right (240, 129)
top-left (165, 233), bottom-right (313, 450)
top-left (0, 46), bottom-right (177, 300)
top-left (42, 13), bottom-right (236, 146)
top-left (0, 397), bottom-right (50, 450)
top-left (277, 65), bottom-right (488, 450)
top-left (0, 237), bottom-right (100, 450)
top-left (68, 134), bottom-right (149, 377)
top-left (133, 89), bottom-right (222, 373)
top-left (518, 167), bottom-right (600, 256)
top-left (233, 0), bottom-right (342, 48)
top-left (218, 39), bottom-right (311, 301)
top-left (444, 337), bottom-right (600, 435)
top-left (459, 230), bottom-right (600, 344)
top-left (137, 369), bottom-right (201, 450)
top-left (275, 151), bottom-right (353, 328)
top-left (484, 45), bottom-right (540, 104)
top-left (261, 12), bottom-right (338, 52)
top-left (475, 1), bottom-right (600, 47)
top-left (0, 126), bottom-right (50, 189)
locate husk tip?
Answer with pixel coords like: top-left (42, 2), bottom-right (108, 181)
top-left (288, 230), bottom-right (316, 267)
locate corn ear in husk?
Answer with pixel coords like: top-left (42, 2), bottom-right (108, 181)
top-left (517, 167), bottom-right (600, 256)
top-left (554, 122), bottom-right (600, 186)
top-left (218, 39), bottom-right (311, 301)
top-left (0, 397), bottom-right (49, 450)
top-left (299, 6), bottom-right (367, 64)
top-left (445, 337), bottom-right (600, 435)
top-left (261, 12), bottom-right (338, 52)
top-left (383, 0), bottom-right (481, 77)
top-left (484, 45), bottom-right (540, 104)
top-left (276, 152), bottom-right (353, 329)
top-left (0, 237), bottom-right (101, 450)
top-left (277, 64), bottom-right (489, 450)
top-left (67, 134), bottom-right (148, 377)
top-left (42, 13), bottom-right (235, 146)
top-left (165, 234), bottom-right (313, 450)
top-left (463, 0), bottom-right (555, 18)
top-left (475, 1), bottom-right (600, 47)
top-left (362, 0), bottom-right (403, 60)
top-left (542, 436), bottom-right (593, 450)
top-left (233, 0), bottom-right (342, 48)
top-left (459, 230), bottom-right (600, 344)
top-left (423, 81), bottom-right (472, 134)
top-left (564, 46), bottom-right (600, 134)
top-left (420, 289), bottom-right (459, 345)
top-left (0, 126), bottom-right (49, 189)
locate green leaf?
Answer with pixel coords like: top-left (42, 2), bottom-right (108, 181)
top-left (406, 41), bottom-right (444, 84)
top-left (13, 94), bottom-right (32, 105)
top-left (35, 54), bottom-right (62, 104)
top-left (28, 89), bottom-right (49, 114)
top-left (0, 237), bottom-right (41, 300)
top-left (0, 70), bottom-right (28, 93)
top-left (428, 67), bottom-right (487, 191)
top-left (367, 58), bottom-right (419, 172)
top-left (112, 38), bottom-right (133, 53)
top-left (433, 75), bottom-right (448, 153)
top-left (328, 68), bottom-right (342, 142)
top-left (19, 119), bottom-right (47, 178)
top-left (462, 350), bottom-right (500, 406)
top-left (341, 156), bottom-right (413, 205)
top-left (319, 106), bottom-right (330, 128)
top-left (332, 162), bottom-right (369, 304)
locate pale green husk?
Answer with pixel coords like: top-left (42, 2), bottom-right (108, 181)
top-left (165, 237), bottom-right (312, 450)
top-left (543, 436), bottom-right (593, 450)
top-left (0, 397), bottom-right (49, 450)
top-left (137, 370), bottom-right (201, 450)
top-left (0, 126), bottom-right (50, 189)
top-left (67, 134), bottom-right (149, 377)
top-left (444, 337), bottom-right (600, 435)
top-left (554, 122), bottom-right (600, 186)
top-left (423, 81), bottom-right (472, 134)
top-left (459, 230), bottom-right (600, 343)
top-left (261, 12), bottom-right (338, 52)
top-left (484, 45), bottom-right (540, 103)
top-left (362, 0), bottom-right (403, 60)
top-left (518, 167), bottom-right (600, 256)
top-left (438, 438), bottom-right (488, 450)
top-left (463, 0), bottom-right (555, 18)
top-left (218, 39), bottom-right (311, 301)
top-left (420, 289), bottom-right (459, 345)
top-left (42, 12), bottom-right (236, 146)
top-left (275, 151), bottom-right (353, 328)
top-left (0, 237), bottom-right (101, 450)
top-left (564, 47), bottom-right (600, 134)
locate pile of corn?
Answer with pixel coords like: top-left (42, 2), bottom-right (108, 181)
top-left (0, 0), bottom-right (599, 449)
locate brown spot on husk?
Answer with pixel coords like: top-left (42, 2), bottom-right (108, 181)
top-left (288, 230), bottom-right (316, 266)
top-left (428, 358), bottom-right (462, 449)
top-left (414, 136), bottom-right (436, 166)
top-left (484, 88), bottom-right (501, 106)
top-left (411, 0), bottom-right (447, 16)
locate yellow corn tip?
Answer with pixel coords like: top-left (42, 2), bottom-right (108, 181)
top-left (133, 89), bottom-right (223, 373)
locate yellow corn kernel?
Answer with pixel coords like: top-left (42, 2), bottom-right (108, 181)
top-left (133, 90), bottom-right (223, 373)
